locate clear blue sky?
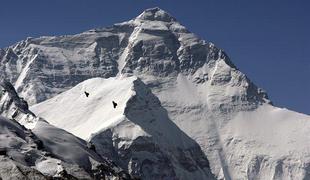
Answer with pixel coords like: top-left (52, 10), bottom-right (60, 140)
top-left (0, 0), bottom-right (309, 114)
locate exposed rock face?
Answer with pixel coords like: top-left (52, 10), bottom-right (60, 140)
top-left (0, 79), bottom-right (38, 129)
top-left (0, 115), bottom-right (48, 180)
top-left (1, 7), bottom-right (310, 180)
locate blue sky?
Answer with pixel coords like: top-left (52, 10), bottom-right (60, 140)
top-left (0, 0), bottom-right (309, 114)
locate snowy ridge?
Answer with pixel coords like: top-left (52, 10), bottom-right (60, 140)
top-left (31, 76), bottom-right (215, 179)
top-left (31, 76), bottom-right (136, 139)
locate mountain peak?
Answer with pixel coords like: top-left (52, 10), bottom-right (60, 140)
top-left (136, 7), bottom-right (176, 22)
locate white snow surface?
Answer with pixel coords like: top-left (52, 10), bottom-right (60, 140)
top-left (31, 76), bottom-right (139, 140)
top-left (221, 105), bottom-right (310, 179)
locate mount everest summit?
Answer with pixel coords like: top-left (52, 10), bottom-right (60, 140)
top-left (1, 7), bottom-right (310, 180)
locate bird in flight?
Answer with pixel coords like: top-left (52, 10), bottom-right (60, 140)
top-left (112, 101), bottom-right (117, 108)
top-left (84, 91), bottom-right (89, 97)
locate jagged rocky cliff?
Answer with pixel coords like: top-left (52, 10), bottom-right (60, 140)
top-left (1, 7), bottom-right (310, 180)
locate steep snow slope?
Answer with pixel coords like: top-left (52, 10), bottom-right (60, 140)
top-left (31, 76), bottom-right (136, 140)
top-left (222, 105), bottom-right (310, 179)
top-left (0, 79), bottom-right (133, 179)
top-left (156, 73), bottom-right (310, 179)
top-left (140, 68), bottom-right (310, 179)
top-left (31, 76), bottom-right (215, 179)
top-left (2, 7), bottom-right (310, 179)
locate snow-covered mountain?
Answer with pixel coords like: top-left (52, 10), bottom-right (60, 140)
top-left (1, 7), bottom-right (310, 180)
